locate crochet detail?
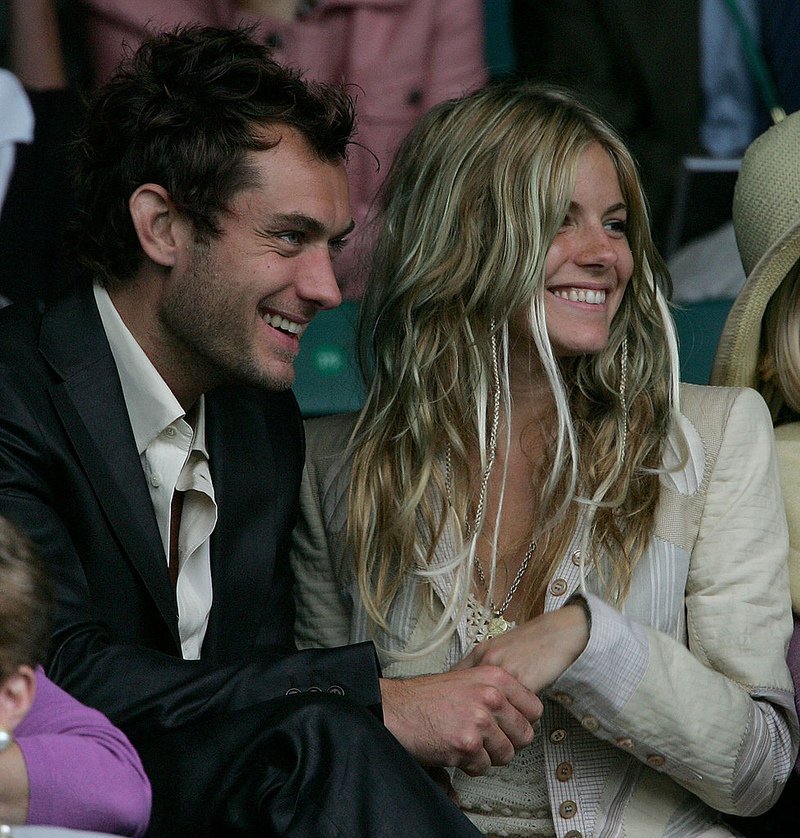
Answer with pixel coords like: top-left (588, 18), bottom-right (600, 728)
top-left (457, 597), bottom-right (554, 837)
top-left (466, 594), bottom-right (517, 644)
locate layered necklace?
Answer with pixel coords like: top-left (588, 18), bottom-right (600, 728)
top-left (458, 330), bottom-right (536, 639)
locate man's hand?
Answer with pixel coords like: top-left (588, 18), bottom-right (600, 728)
top-left (380, 667), bottom-right (542, 776)
top-left (453, 604), bottom-right (590, 694)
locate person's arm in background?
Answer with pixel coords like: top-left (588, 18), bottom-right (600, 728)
top-left (424, 0), bottom-right (488, 108)
top-left (9, 0), bottom-right (67, 91)
top-left (77, 0), bottom-right (217, 85)
top-left (14, 668), bottom-right (151, 835)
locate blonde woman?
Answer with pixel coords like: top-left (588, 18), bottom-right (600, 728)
top-left (291, 83), bottom-right (798, 838)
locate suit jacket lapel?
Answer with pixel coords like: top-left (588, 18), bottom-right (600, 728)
top-left (203, 387), bottom-right (302, 661)
top-left (39, 286), bottom-right (180, 645)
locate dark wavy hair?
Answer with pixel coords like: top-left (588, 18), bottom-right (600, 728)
top-left (0, 518), bottom-right (54, 680)
top-left (72, 24), bottom-right (356, 286)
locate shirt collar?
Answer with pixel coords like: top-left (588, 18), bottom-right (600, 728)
top-left (94, 283), bottom-right (207, 456)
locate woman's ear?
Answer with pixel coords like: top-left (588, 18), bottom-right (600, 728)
top-left (0, 666), bottom-right (35, 735)
top-left (129, 184), bottom-right (189, 269)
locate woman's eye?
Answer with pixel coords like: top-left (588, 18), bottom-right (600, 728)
top-left (605, 219), bottom-right (628, 235)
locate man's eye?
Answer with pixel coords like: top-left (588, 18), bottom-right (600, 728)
top-left (279, 232), bottom-right (303, 245)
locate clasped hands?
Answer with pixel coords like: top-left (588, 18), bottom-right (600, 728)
top-left (380, 603), bottom-right (590, 776)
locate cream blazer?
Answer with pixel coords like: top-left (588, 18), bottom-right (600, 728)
top-left (291, 384), bottom-right (798, 838)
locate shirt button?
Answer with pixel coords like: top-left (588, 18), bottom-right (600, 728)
top-left (550, 578), bottom-right (568, 596)
top-left (551, 691), bottom-right (573, 707)
top-left (150, 473), bottom-right (162, 487)
top-left (164, 426), bottom-right (176, 437)
top-left (571, 550), bottom-right (582, 566)
top-left (327, 685), bottom-right (345, 696)
top-left (646, 754), bottom-right (666, 768)
top-left (616, 737), bottom-right (636, 750)
top-left (555, 762), bottom-right (573, 782)
top-left (581, 715), bottom-right (599, 731)
top-left (558, 800), bottom-right (578, 819)
top-left (565, 831), bottom-right (583, 838)
top-left (549, 728), bottom-right (567, 743)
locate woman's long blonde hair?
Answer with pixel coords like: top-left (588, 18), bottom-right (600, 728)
top-left (348, 83), bottom-right (679, 655)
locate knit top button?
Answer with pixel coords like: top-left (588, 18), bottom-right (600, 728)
top-left (556, 762), bottom-right (574, 782)
top-left (559, 800), bottom-right (578, 819)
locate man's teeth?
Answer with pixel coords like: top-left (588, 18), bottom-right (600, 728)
top-left (552, 288), bottom-right (606, 304)
top-left (262, 313), bottom-right (306, 336)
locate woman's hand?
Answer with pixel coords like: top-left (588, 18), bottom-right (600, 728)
top-left (453, 603), bottom-right (590, 694)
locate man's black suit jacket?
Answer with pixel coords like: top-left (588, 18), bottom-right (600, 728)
top-left (0, 283), bottom-right (381, 738)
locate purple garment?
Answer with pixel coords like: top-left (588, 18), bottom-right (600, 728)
top-left (789, 615), bottom-right (800, 773)
top-left (15, 668), bottom-right (151, 836)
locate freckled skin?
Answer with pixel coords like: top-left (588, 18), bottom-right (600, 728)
top-left (511, 143), bottom-right (633, 360)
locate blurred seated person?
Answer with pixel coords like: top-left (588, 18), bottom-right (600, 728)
top-left (711, 105), bottom-right (800, 838)
top-left (74, 0), bottom-right (488, 298)
top-left (0, 516), bottom-right (151, 834)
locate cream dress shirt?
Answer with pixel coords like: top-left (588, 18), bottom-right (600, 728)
top-left (94, 285), bottom-right (217, 660)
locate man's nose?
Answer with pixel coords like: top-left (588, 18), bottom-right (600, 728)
top-left (298, 248), bottom-right (343, 311)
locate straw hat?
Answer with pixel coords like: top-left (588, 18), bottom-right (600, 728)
top-left (710, 109), bottom-right (800, 389)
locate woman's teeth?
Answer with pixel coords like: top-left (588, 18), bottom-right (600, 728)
top-left (552, 288), bottom-right (606, 304)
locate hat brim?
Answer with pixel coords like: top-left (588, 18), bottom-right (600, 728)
top-left (710, 216), bottom-right (800, 388)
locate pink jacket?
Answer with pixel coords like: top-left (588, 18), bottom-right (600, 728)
top-left (77, 0), bottom-right (488, 296)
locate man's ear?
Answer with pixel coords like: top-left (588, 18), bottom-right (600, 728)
top-left (129, 184), bottom-right (189, 268)
top-left (0, 666), bottom-right (35, 734)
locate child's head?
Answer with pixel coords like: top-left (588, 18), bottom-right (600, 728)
top-left (0, 518), bottom-right (54, 733)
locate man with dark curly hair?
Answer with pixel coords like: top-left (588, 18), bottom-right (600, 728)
top-left (0, 25), bottom-right (506, 837)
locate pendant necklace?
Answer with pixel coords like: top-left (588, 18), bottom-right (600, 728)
top-left (474, 539), bottom-right (536, 637)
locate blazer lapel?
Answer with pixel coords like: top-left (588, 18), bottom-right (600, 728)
top-left (203, 387), bottom-right (302, 660)
top-left (39, 286), bottom-right (180, 645)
